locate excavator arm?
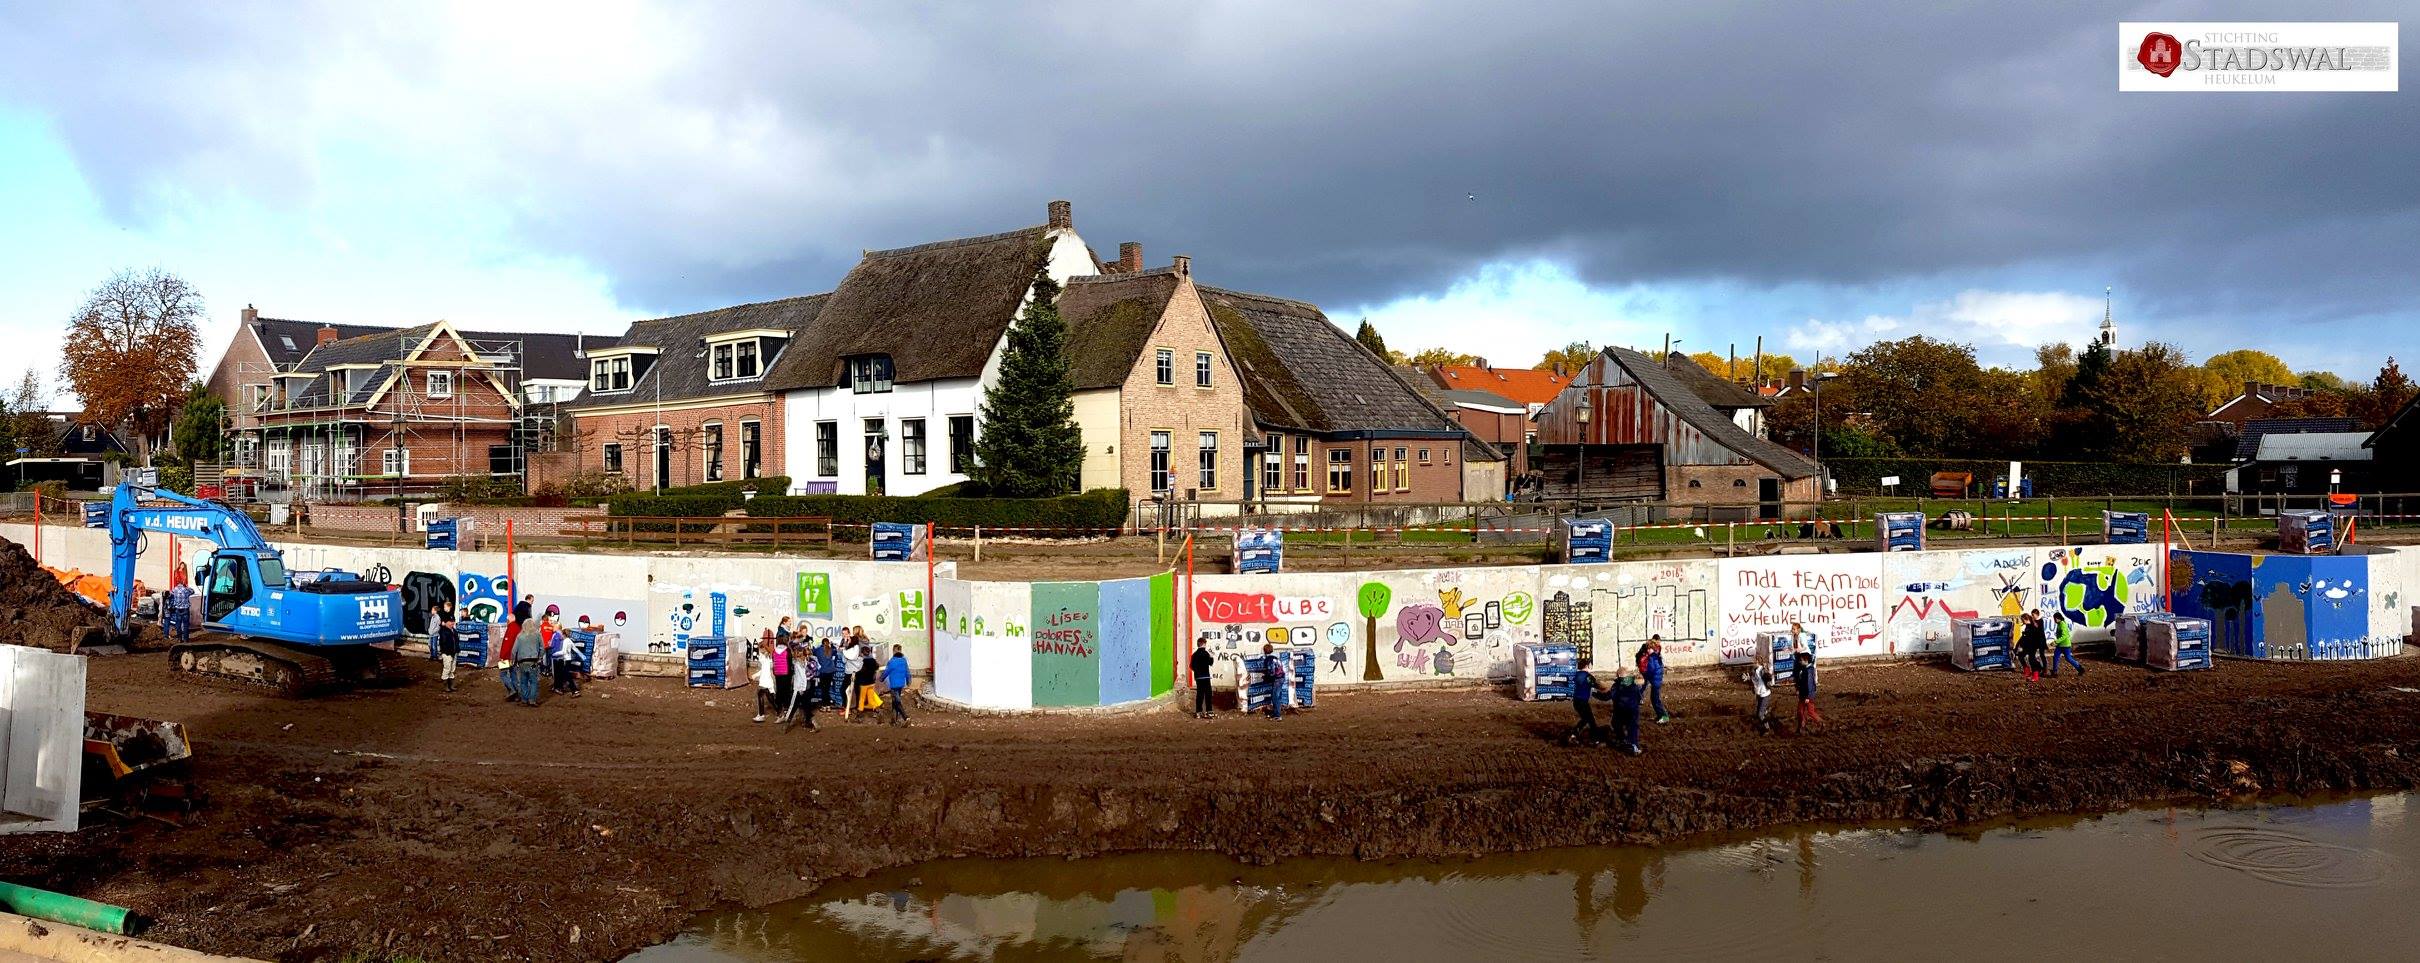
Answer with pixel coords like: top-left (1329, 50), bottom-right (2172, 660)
top-left (105, 484), bottom-right (272, 634)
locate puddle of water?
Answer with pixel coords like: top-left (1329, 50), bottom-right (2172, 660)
top-left (629, 794), bottom-right (2416, 962)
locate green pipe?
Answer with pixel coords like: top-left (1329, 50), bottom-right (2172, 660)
top-left (0, 880), bottom-right (143, 935)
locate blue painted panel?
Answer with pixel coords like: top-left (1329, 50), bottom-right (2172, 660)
top-left (1096, 577), bottom-right (1152, 705)
top-left (2170, 550), bottom-right (2256, 658)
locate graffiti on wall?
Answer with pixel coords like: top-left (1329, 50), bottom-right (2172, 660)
top-left (1031, 581), bottom-right (1101, 707)
top-left (458, 572), bottom-right (512, 623)
top-left (1718, 556), bottom-right (1888, 659)
top-left (2036, 546), bottom-right (2158, 642)
top-left (1883, 549), bottom-right (2029, 655)
top-left (1383, 571), bottom-right (1535, 680)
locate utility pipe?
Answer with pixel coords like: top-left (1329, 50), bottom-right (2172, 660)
top-left (0, 881), bottom-right (142, 935)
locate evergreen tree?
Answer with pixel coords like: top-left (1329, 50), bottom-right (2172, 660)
top-left (972, 271), bottom-right (1085, 497)
top-left (171, 385), bottom-right (226, 464)
top-left (1353, 319), bottom-right (1390, 361)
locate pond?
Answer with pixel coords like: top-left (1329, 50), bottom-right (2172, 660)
top-left (628, 793), bottom-right (2416, 961)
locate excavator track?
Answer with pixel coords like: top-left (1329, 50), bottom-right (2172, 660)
top-left (168, 637), bottom-right (413, 697)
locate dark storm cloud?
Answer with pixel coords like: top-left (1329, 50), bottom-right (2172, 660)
top-left (4, 1), bottom-right (2415, 328)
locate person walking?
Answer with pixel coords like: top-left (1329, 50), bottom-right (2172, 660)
top-left (853, 637), bottom-right (883, 722)
top-left (434, 599), bottom-right (461, 692)
top-left (1571, 657), bottom-right (1603, 745)
top-left (500, 614), bottom-right (527, 703)
top-left (2050, 611), bottom-right (2084, 678)
top-left (1609, 666), bottom-right (1646, 755)
top-left (783, 633), bottom-right (820, 730)
top-left (1746, 657), bottom-right (1775, 734)
top-left (1262, 643), bottom-right (1288, 720)
top-left (1636, 635), bottom-right (1670, 725)
top-left (1190, 638), bottom-right (1217, 718)
top-left (508, 612), bottom-right (544, 707)
top-left (768, 623), bottom-right (794, 713)
top-left (2018, 610), bottom-right (2048, 682)
top-left (1792, 631), bottom-right (1823, 734)
top-left (884, 644), bottom-right (912, 726)
top-left (162, 577), bottom-right (194, 644)
top-left (752, 634), bottom-right (780, 723)
top-left (546, 614), bottom-right (583, 697)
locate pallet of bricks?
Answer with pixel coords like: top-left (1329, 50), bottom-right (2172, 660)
top-left (1950, 617), bottom-right (2013, 671)
top-left (1239, 649), bottom-right (1315, 713)
top-left (1514, 643), bottom-right (1578, 701)
top-left (686, 636), bottom-right (745, 688)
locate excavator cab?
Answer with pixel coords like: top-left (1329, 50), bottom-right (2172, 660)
top-left (202, 553), bottom-right (253, 623)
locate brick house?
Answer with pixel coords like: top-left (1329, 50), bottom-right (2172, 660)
top-left (1532, 346), bottom-right (1821, 515)
top-left (1422, 361), bottom-right (1573, 413)
top-left (1199, 286), bottom-right (1470, 503)
top-left (2207, 381), bottom-right (2314, 427)
top-left (201, 307), bottom-right (593, 497)
top-left (562, 295), bottom-right (829, 491)
top-left (1058, 247), bottom-right (1248, 502)
top-left (768, 201), bottom-right (1096, 496)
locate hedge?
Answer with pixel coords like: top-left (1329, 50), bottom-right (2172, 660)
top-left (603, 476), bottom-right (793, 518)
top-left (745, 488), bottom-right (1130, 538)
top-left (1824, 458), bottom-right (2232, 497)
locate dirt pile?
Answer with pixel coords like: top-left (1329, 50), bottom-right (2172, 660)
top-left (0, 538), bottom-right (164, 651)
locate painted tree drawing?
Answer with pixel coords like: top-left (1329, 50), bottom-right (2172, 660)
top-left (1358, 582), bottom-right (1391, 680)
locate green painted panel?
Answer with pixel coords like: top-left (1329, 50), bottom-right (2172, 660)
top-left (1150, 571), bottom-right (1176, 695)
top-left (1030, 581), bottom-right (1101, 707)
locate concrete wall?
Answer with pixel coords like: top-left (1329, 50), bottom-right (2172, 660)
top-left (2170, 547), bottom-right (2411, 660)
top-left (0, 645), bottom-right (85, 834)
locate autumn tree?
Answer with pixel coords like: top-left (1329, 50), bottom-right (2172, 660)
top-left (1408, 347), bottom-right (1479, 367)
top-left (1538, 341), bottom-right (1595, 372)
top-left (1836, 336), bottom-right (1993, 456)
top-left (2071, 342), bottom-right (2205, 461)
top-left (2299, 370), bottom-right (2351, 393)
top-left (2357, 357), bottom-right (2415, 430)
top-left (1, 369), bottom-right (49, 461)
top-left (1685, 350), bottom-right (1798, 383)
top-left (59, 268), bottom-right (203, 464)
top-left (1353, 319), bottom-right (1392, 362)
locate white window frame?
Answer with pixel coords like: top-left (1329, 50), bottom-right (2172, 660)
top-left (381, 447), bottom-right (410, 477)
top-left (901, 418), bottom-right (928, 475)
top-left (267, 438), bottom-right (292, 474)
top-left (735, 340), bottom-right (760, 379)
top-left (1149, 431), bottom-right (1172, 493)
top-left (1196, 351), bottom-right (1213, 388)
top-left (1154, 349), bottom-right (1174, 386)
top-left (702, 422), bottom-right (724, 482)
top-left (1263, 434), bottom-right (1283, 492)
top-left (1198, 431), bottom-right (1218, 491)
top-left (592, 357), bottom-right (633, 392)
top-left (815, 421), bottom-right (839, 476)
top-left (426, 370), bottom-right (454, 400)
top-left (1292, 436), bottom-right (1310, 491)
top-left (739, 420), bottom-right (761, 479)
top-left (603, 442), bottom-right (623, 475)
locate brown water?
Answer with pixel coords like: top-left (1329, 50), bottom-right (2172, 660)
top-left (628, 794), bottom-right (2418, 961)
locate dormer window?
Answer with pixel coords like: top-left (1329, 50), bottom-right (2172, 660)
top-left (849, 355), bottom-right (894, 394)
top-left (708, 337), bottom-right (765, 383)
top-left (592, 356), bottom-right (633, 392)
top-left (426, 371), bottom-right (453, 399)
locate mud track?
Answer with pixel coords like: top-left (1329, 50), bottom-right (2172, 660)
top-left (5, 648), bottom-right (2419, 961)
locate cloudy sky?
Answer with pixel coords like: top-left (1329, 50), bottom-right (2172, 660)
top-left (1, 2), bottom-right (2412, 405)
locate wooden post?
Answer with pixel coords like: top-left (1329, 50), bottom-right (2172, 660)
top-left (974, 525), bottom-right (983, 562)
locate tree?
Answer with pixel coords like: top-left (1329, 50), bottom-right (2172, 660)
top-left (1356, 582), bottom-right (1391, 682)
top-left (2062, 339), bottom-right (2112, 408)
top-left (2358, 357), bottom-right (2415, 430)
top-left (2196, 349), bottom-right (2296, 411)
top-left (971, 271), bottom-right (1084, 497)
top-left (1836, 336), bottom-right (1991, 456)
top-left (171, 384), bottom-right (226, 465)
top-left (1685, 351), bottom-right (1798, 383)
top-left (2073, 342), bottom-right (2205, 461)
top-left (2299, 370), bottom-right (2351, 393)
top-left (59, 268), bottom-right (203, 464)
top-left (1, 369), bottom-right (50, 461)
top-left (1408, 347), bottom-right (1479, 367)
top-left (1538, 341), bottom-right (1595, 372)
top-left (1353, 319), bottom-right (1391, 362)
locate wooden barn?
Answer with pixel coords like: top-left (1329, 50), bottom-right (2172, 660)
top-left (1532, 346), bottom-right (1821, 516)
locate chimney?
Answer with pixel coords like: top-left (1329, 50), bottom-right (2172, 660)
top-left (241, 304), bottom-right (258, 326)
top-left (1788, 368), bottom-right (1807, 391)
top-left (1119, 242), bottom-right (1142, 274)
top-left (1552, 362), bottom-right (1567, 378)
top-left (1047, 199), bottom-right (1072, 229)
top-left (1171, 254), bottom-right (1190, 277)
top-left (2244, 380), bottom-right (2261, 400)
top-left (316, 324), bottom-right (341, 347)
top-left (1476, 357), bottom-right (1490, 371)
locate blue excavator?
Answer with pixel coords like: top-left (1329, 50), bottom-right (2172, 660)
top-left (104, 484), bottom-right (409, 695)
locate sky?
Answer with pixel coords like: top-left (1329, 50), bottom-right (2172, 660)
top-left (1, 1), bottom-right (2414, 407)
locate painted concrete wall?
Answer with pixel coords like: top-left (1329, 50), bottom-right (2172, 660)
top-left (2170, 548), bottom-right (2409, 660)
top-left (0, 645), bottom-right (84, 834)
top-left (934, 572), bottom-right (1175, 710)
top-left (1717, 555), bottom-right (1890, 661)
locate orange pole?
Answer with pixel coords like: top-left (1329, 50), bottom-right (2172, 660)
top-left (1182, 533), bottom-right (1195, 684)
top-left (924, 522), bottom-right (936, 657)
top-left (504, 518), bottom-right (516, 592)
top-left (2160, 510), bottom-right (2173, 613)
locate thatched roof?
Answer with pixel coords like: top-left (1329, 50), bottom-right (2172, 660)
top-left (1058, 269), bottom-right (1183, 391)
top-left (1199, 286), bottom-right (1461, 437)
top-left (765, 225), bottom-right (1067, 390)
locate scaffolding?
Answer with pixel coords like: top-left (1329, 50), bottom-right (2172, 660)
top-left (222, 330), bottom-right (529, 502)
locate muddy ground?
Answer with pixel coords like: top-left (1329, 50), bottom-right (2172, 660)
top-left (0, 539), bottom-right (168, 652)
top-left (5, 647), bottom-right (2420, 962)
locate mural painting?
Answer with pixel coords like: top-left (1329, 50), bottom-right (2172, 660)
top-left (1192, 582), bottom-right (1353, 682)
top-left (1717, 556), bottom-right (1888, 660)
top-left (1031, 581), bottom-right (1102, 707)
top-left (457, 572), bottom-right (513, 624)
top-left (1546, 561), bottom-right (1718, 667)
top-left (2034, 545), bottom-right (2159, 643)
top-left (2170, 550), bottom-right (2256, 657)
top-left (1377, 568), bottom-right (1537, 681)
top-left (1882, 548), bottom-right (2030, 655)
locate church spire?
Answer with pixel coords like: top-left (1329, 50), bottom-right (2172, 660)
top-left (2098, 286), bottom-right (2115, 347)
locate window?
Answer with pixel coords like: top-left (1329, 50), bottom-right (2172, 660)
top-left (1394, 447), bottom-right (1409, 491)
top-left (1327, 448), bottom-right (1353, 493)
top-left (381, 448), bottom-right (410, 477)
top-left (948, 415), bottom-right (975, 474)
top-left (708, 340), bottom-right (761, 382)
top-left (80, 425), bottom-right (97, 442)
top-left (1196, 351), bottom-right (1213, 387)
top-left (245, 384), bottom-right (270, 413)
top-left (703, 423), bottom-right (724, 482)
top-left (1198, 432), bottom-right (1219, 490)
top-left (1263, 434), bottom-right (1283, 492)
top-left (712, 344), bottom-right (733, 380)
top-left (592, 357), bottom-right (632, 391)
top-left (603, 443), bottom-right (624, 475)
top-left (1149, 431), bottom-right (1172, 492)
top-left (1292, 436), bottom-right (1310, 491)
top-left (901, 418), bottom-right (927, 475)
top-left (267, 438), bottom-right (291, 474)
top-left (849, 356), bottom-right (894, 393)
top-left (815, 421), bottom-right (839, 476)
top-left (740, 421), bottom-right (761, 479)
top-left (1155, 349), bottom-right (1173, 386)
top-left (426, 371), bottom-right (453, 399)
top-left (278, 335), bottom-right (298, 353)
top-left (1419, 447), bottom-right (1432, 464)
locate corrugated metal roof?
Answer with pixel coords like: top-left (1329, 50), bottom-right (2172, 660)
top-left (2254, 431), bottom-right (2373, 462)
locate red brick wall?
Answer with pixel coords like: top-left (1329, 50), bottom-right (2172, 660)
top-left (303, 504), bottom-right (599, 539)
top-left (1258, 435), bottom-right (1466, 502)
top-left (565, 398), bottom-right (784, 490)
top-left (1451, 407), bottom-right (1530, 475)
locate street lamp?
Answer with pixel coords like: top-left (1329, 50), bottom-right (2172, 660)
top-left (2330, 468), bottom-right (2343, 493)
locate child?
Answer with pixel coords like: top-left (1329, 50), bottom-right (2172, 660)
top-left (1636, 635), bottom-right (1670, 724)
top-left (1571, 657), bottom-right (1603, 745)
top-left (753, 634), bottom-right (780, 723)
top-left (1609, 667), bottom-right (1646, 755)
top-left (885, 644), bottom-right (912, 726)
top-left (1263, 643), bottom-right (1288, 720)
top-left (1746, 657), bottom-right (1775, 734)
top-left (546, 614), bottom-right (581, 697)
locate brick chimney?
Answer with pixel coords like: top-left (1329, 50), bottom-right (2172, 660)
top-left (1475, 357), bottom-right (1490, 371)
top-left (1787, 368), bottom-right (1807, 391)
top-left (1119, 242), bottom-right (1142, 274)
top-left (2244, 380), bottom-right (2262, 400)
top-left (1047, 199), bottom-right (1072, 229)
top-left (1171, 254), bottom-right (1189, 277)
top-left (241, 304), bottom-right (258, 326)
top-left (317, 324), bottom-right (340, 347)
top-left (1552, 362), bottom-right (1567, 378)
